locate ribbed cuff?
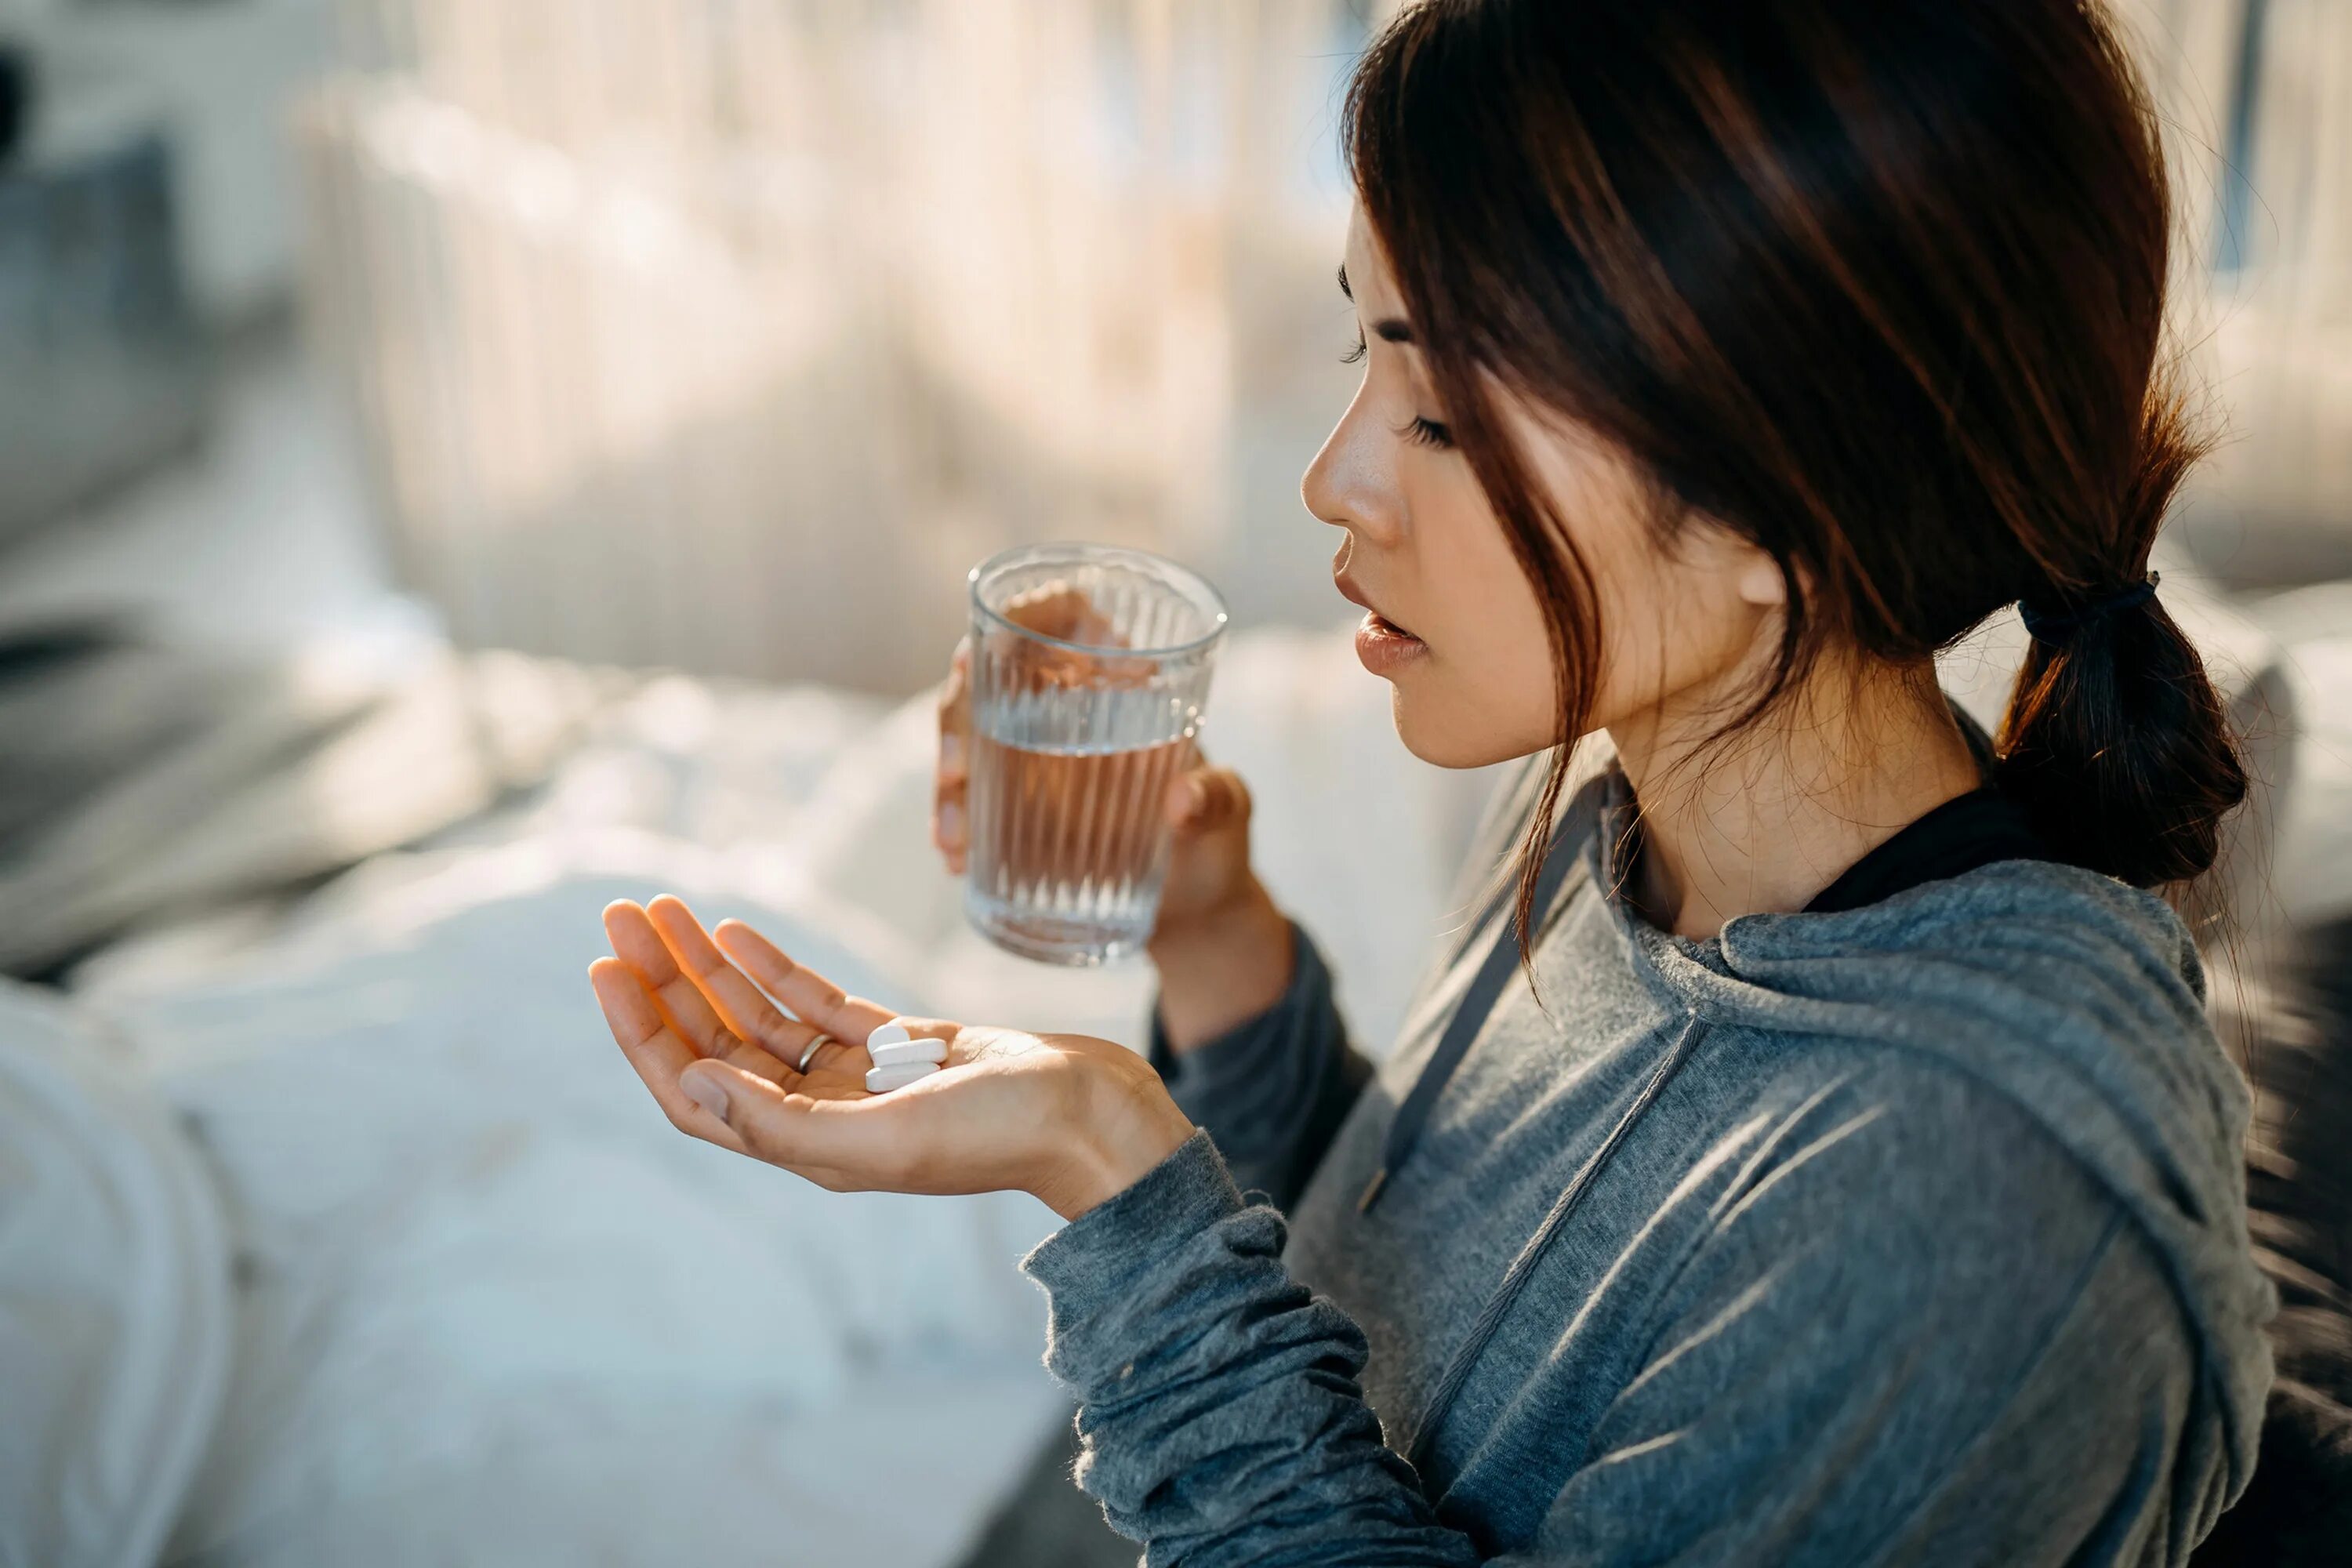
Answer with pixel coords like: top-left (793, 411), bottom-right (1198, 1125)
top-left (1019, 1128), bottom-right (1246, 1328)
top-left (1148, 921), bottom-right (1330, 1119)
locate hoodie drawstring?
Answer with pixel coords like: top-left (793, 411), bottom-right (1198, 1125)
top-left (1359, 826), bottom-right (1587, 1216)
top-left (1404, 1014), bottom-right (1711, 1476)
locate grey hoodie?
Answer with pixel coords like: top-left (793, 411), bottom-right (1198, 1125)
top-left (1019, 755), bottom-right (2275, 1566)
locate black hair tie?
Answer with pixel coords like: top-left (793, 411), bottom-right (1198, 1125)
top-left (2018, 572), bottom-right (2160, 646)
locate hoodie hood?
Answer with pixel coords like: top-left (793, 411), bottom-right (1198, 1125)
top-left (1584, 778), bottom-right (2277, 1530)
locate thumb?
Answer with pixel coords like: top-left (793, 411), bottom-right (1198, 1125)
top-left (1168, 767), bottom-right (1252, 836)
top-left (677, 1058), bottom-right (799, 1161)
top-left (678, 1062), bottom-right (738, 1124)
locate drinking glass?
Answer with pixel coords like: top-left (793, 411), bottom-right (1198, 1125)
top-left (963, 543), bottom-right (1229, 966)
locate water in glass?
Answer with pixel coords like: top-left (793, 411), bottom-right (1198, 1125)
top-left (961, 545), bottom-right (1226, 965)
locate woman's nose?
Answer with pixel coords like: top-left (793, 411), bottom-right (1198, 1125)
top-left (1301, 394), bottom-right (1402, 545)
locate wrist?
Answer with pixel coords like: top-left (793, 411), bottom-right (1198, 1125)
top-left (1148, 881), bottom-right (1294, 1053)
top-left (1040, 1054), bottom-right (1195, 1221)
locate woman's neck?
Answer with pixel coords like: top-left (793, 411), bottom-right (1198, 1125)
top-left (1606, 659), bottom-right (1986, 939)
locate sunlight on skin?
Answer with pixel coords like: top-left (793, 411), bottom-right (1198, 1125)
top-left (1303, 205), bottom-right (1790, 771)
top-left (590, 896), bottom-right (1192, 1218)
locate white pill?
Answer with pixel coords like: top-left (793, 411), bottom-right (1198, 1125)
top-left (869, 1036), bottom-right (948, 1069)
top-left (865, 1022), bottom-right (913, 1049)
top-left (864, 1060), bottom-right (941, 1094)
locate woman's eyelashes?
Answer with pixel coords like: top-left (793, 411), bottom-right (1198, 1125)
top-left (1341, 328), bottom-right (1452, 449)
top-left (1401, 416), bottom-right (1454, 450)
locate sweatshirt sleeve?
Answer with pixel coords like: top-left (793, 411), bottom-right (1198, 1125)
top-left (1019, 1130), bottom-right (1480, 1568)
top-left (1145, 922), bottom-right (1374, 1208)
top-left (1023, 1064), bottom-right (2209, 1568)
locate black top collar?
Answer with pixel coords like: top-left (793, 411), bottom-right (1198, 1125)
top-left (1804, 788), bottom-right (2053, 915)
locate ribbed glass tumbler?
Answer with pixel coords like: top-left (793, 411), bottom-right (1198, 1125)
top-left (963, 543), bottom-right (1229, 966)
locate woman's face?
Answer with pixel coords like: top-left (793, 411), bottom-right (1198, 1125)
top-left (1302, 209), bottom-right (1782, 768)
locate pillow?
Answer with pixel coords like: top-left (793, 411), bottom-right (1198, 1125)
top-left (0, 980), bottom-right (232, 1568)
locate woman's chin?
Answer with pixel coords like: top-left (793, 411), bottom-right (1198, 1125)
top-left (1388, 686), bottom-right (1550, 770)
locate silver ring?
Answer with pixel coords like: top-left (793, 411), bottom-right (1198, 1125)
top-left (793, 1033), bottom-right (833, 1073)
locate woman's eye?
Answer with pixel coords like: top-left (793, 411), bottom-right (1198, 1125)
top-left (1341, 328), bottom-right (1367, 365)
top-left (1403, 416), bottom-right (1454, 450)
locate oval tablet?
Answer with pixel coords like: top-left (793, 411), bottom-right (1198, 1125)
top-left (869, 1036), bottom-right (949, 1070)
top-left (864, 1060), bottom-right (942, 1094)
top-left (865, 1021), bottom-right (913, 1049)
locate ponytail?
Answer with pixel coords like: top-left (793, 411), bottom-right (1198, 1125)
top-left (1996, 406), bottom-right (2249, 890)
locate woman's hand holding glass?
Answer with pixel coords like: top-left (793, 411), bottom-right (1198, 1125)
top-left (931, 585), bottom-right (1296, 1050)
top-left (590, 896), bottom-right (1195, 1219)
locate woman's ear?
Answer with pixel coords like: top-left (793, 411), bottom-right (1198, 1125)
top-left (1674, 507), bottom-right (1788, 614)
top-left (1733, 546), bottom-right (1789, 609)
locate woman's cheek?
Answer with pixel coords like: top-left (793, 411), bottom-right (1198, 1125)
top-left (1392, 614), bottom-right (1562, 768)
top-left (1386, 463), bottom-right (1569, 766)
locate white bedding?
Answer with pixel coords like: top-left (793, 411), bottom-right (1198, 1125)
top-left (71, 844), bottom-right (1069, 1568)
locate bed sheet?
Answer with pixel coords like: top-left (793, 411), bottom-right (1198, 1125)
top-left (75, 836), bottom-right (1073, 1568)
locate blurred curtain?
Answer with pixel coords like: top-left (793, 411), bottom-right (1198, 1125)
top-left (2198, 0), bottom-right (2352, 584)
top-left (2117, 0), bottom-right (2352, 585)
top-left (299, 0), bottom-right (1394, 692)
top-left (299, 0), bottom-right (2351, 692)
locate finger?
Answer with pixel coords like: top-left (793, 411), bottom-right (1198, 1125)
top-left (641, 898), bottom-right (869, 1083)
top-left (590, 958), bottom-right (751, 1155)
top-left (711, 920), bottom-right (898, 1044)
top-left (676, 1059), bottom-right (916, 1190)
top-left (937, 640), bottom-right (971, 781)
top-left (999, 583), bottom-right (1104, 642)
top-left (603, 900), bottom-right (750, 1063)
top-left (1169, 766), bottom-right (1252, 833)
top-left (935, 644), bottom-right (972, 873)
top-left (933, 777), bottom-right (968, 870)
top-left (933, 793), bottom-right (967, 874)
top-left (645, 895), bottom-right (821, 1061)
top-left (996, 583), bottom-right (1138, 690)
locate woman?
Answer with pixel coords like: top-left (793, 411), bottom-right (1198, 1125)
top-left (590, 1), bottom-right (2276, 1559)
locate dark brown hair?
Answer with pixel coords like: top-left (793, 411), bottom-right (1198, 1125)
top-left (1343, 0), bottom-right (2249, 938)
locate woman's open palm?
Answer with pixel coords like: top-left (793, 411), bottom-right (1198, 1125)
top-left (590, 896), bottom-right (1189, 1218)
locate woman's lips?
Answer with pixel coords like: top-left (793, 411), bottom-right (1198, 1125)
top-left (1334, 570), bottom-right (1427, 675)
top-left (1352, 609), bottom-right (1428, 676)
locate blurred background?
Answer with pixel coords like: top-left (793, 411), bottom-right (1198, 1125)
top-left (0, 2), bottom-right (2346, 1566)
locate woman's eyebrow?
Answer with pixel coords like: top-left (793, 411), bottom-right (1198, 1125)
top-left (1336, 265), bottom-right (1418, 345)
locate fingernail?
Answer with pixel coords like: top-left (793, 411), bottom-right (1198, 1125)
top-left (941, 732), bottom-right (964, 771)
top-left (681, 1070), bottom-right (729, 1120)
top-left (940, 800), bottom-right (964, 841)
